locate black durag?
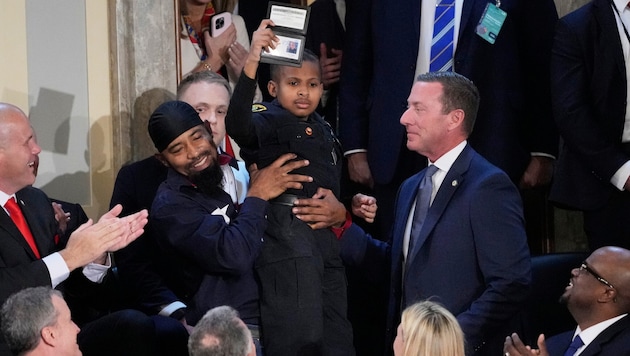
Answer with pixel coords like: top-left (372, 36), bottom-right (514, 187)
top-left (148, 100), bottom-right (203, 152)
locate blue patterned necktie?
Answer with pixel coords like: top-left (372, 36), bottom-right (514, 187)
top-left (408, 165), bottom-right (439, 256)
top-left (563, 335), bottom-right (583, 356)
top-left (430, 0), bottom-right (456, 72)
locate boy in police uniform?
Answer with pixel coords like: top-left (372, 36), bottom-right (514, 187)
top-left (226, 19), bottom-right (355, 356)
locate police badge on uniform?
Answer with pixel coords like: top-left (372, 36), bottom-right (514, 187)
top-left (252, 104), bottom-right (267, 112)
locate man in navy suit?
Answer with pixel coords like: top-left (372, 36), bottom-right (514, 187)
top-left (504, 246), bottom-right (630, 356)
top-left (339, 72), bottom-right (531, 355)
top-left (549, 0), bottom-right (630, 250)
top-left (339, 0), bottom-right (558, 240)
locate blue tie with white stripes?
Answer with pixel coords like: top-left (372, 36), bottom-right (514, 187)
top-left (430, 0), bottom-right (455, 72)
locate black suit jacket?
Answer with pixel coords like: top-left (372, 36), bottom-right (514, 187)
top-left (109, 156), bottom-right (180, 315)
top-left (546, 315), bottom-right (630, 356)
top-left (0, 187), bottom-right (58, 303)
top-left (549, 0), bottom-right (629, 211)
top-left (339, 0), bottom-right (558, 184)
top-left (0, 187), bottom-right (112, 353)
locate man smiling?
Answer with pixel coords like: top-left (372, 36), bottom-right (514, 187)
top-left (147, 101), bottom-right (312, 340)
top-left (505, 246), bottom-right (630, 356)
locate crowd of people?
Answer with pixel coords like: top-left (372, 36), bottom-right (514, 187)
top-left (2, 0), bottom-right (630, 355)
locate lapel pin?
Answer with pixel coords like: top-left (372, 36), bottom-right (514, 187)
top-left (305, 127), bottom-right (313, 135)
top-left (451, 180), bottom-right (458, 187)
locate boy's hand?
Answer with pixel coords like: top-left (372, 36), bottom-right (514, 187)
top-left (244, 19), bottom-right (278, 78)
top-left (351, 194), bottom-right (377, 223)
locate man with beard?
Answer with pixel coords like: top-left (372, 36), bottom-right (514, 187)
top-left (110, 72), bottom-right (248, 356)
top-left (504, 246), bottom-right (630, 356)
top-left (147, 100), bottom-right (313, 349)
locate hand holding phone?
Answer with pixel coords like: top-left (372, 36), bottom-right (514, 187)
top-left (211, 12), bottom-right (233, 37)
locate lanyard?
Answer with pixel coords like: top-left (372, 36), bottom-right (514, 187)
top-left (611, 0), bottom-right (630, 44)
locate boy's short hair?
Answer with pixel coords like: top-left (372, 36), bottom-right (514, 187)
top-left (269, 49), bottom-right (320, 82)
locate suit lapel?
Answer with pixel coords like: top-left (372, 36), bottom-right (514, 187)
top-left (407, 145), bottom-right (473, 262)
top-left (392, 174), bottom-right (422, 260)
top-left (547, 331), bottom-right (574, 356)
top-left (459, 0), bottom-right (478, 40)
top-left (412, 0), bottom-right (422, 40)
top-left (18, 194), bottom-right (56, 255)
top-left (594, 0), bottom-right (626, 77)
top-left (580, 315), bottom-right (630, 356)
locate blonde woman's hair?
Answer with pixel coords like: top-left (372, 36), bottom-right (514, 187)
top-left (400, 300), bottom-right (465, 356)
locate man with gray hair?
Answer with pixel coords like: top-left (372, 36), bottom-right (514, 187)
top-left (1, 287), bottom-right (81, 356)
top-left (188, 306), bottom-right (256, 356)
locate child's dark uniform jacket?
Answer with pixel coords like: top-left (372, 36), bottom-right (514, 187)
top-left (226, 73), bottom-right (355, 356)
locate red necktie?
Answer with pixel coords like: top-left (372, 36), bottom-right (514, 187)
top-left (5, 197), bottom-right (40, 258)
top-left (224, 134), bottom-right (235, 158)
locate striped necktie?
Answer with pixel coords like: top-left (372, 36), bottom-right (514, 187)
top-left (430, 0), bottom-right (456, 72)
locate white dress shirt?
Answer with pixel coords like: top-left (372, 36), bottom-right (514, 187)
top-left (571, 313), bottom-right (627, 355)
top-left (403, 140), bottom-right (467, 259)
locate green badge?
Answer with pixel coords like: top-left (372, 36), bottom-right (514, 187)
top-left (475, 2), bottom-right (507, 44)
top-left (252, 104), bottom-right (267, 112)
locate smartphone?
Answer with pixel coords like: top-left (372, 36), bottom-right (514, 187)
top-left (211, 12), bottom-right (232, 37)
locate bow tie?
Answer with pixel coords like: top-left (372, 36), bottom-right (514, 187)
top-left (218, 153), bottom-right (239, 170)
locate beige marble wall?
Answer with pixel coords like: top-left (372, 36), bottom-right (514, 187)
top-left (109, 0), bottom-right (178, 170)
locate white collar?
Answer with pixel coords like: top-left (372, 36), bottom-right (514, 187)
top-left (573, 314), bottom-right (628, 353)
top-left (429, 140), bottom-right (467, 173)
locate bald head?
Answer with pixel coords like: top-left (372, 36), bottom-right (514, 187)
top-left (0, 103), bottom-right (28, 148)
top-left (590, 246), bottom-right (630, 309)
top-left (0, 102), bottom-right (41, 194)
top-left (563, 246), bottom-right (630, 328)
top-left (0, 102), bottom-right (25, 116)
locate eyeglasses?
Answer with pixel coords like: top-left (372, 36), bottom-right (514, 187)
top-left (579, 261), bottom-right (615, 290)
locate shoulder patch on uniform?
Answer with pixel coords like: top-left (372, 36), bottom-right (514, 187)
top-left (251, 104), bottom-right (267, 112)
